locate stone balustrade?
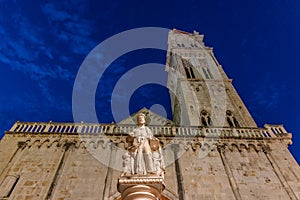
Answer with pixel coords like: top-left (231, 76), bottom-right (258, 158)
top-left (6, 121), bottom-right (290, 140)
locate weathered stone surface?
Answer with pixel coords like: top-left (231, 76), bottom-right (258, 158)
top-left (0, 135), bottom-right (20, 176)
top-left (0, 122), bottom-right (298, 200)
top-left (178, 147), bottom-right (236, 199)
top-left (50, 147), bottom-right (109, 200)
top-left (2, 144), bottom-right (64, 200)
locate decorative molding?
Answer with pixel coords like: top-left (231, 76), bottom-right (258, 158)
top-left (118, 177), bottom-right (165, 185)
top-left (117, 176), bottom-right (165, 200)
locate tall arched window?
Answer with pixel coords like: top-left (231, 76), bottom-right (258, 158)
top-left (182, 59), bottom-right (196, 79)
top-left (200, 110), bottom-right (212, 127)
top-left (226, 110), bottom-right (240, 127)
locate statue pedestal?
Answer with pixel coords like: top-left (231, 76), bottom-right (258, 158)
top-left (117, 176), bottom-right (165, 200)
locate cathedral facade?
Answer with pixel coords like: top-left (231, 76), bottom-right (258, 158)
top-left (0, 29), bottom-right (299, 200)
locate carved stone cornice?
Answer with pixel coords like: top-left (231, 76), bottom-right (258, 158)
top-left (217, 143), bottom-right (226, 153)
top-left (8, 134), bottom-right (278, 158)
top-left (4, 126), bottom-right (289, 154)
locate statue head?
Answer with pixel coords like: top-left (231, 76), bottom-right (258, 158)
top-left (137, 113), bottom-right (146, 126)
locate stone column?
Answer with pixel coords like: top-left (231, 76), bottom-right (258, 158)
top-left (117, 176), bottom-right (165, 200)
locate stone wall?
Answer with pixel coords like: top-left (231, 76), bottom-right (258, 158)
top-left (0, 122), bottom-right (299, 200)
top-left (0, 135), bottom-right (20, 178)
top-left (50, 146), bottom-right (109, 200)
top-left (178, 146), bottom-right (236, 199)
top-left (0, 138), bottom-right (64, 200)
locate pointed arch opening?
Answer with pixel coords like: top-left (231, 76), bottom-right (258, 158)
top-left (200, 110), bottom-right (212, 127)
top-left (226, 110), bottom-right (240, 127)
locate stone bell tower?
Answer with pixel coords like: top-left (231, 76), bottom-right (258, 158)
top-left (166, 29), bottom-right (256, 128)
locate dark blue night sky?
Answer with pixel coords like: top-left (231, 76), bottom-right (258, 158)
top-left (0, 0), bottom-right (299, 163)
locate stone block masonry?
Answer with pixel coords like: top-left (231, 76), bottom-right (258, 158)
top-left (0, 122), bottom-right (299, 199)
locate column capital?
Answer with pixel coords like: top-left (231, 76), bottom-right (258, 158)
top-left (117, 176), bottom-right (165, 200)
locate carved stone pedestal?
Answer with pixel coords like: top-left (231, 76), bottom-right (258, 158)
top-left (117, 176), bottom-right (165, 200)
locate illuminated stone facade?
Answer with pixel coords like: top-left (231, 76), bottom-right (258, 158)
top-left (0, 30), bottom-right (299, 200)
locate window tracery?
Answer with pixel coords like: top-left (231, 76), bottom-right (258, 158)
top-left (226, 110), bottom-right (240, 127)
top-left (200, 110), bottom-right (212, 126)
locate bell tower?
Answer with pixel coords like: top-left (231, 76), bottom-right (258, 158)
top-left (166, 29), bottom-right (257, 128)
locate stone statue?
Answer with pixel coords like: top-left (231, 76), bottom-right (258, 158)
top-left (122, 152), bottom-right (134, 175)
top-left (122, 113), bottom-right (165, 176)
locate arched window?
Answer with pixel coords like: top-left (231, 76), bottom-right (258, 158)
top-left (200, 110), bottom-right (212, 127)
top-left (226, 110), bottom-right (240, 127)
top-left (182, 58), bottom-right (196, 79)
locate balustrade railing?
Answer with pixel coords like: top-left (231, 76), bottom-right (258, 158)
top-left (7, 121), bottom-right (290, 139)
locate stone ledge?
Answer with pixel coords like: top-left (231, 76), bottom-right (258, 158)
top-left (6, 122), bottom-right (291, 140)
